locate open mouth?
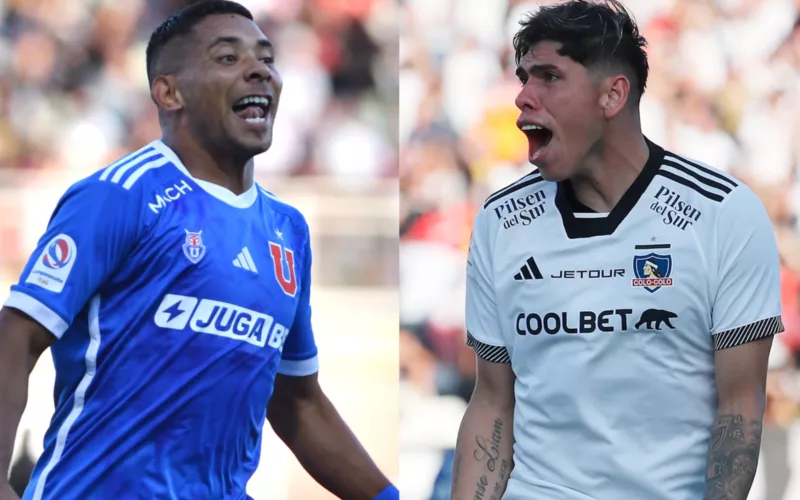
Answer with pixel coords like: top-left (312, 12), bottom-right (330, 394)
top-left (232, 95), bottom-right (271, 125)
top-left (520, 124), bottom-right (553, 160)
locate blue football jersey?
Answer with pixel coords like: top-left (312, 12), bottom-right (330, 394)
top-left (3, 140), bottom-right (319, 500)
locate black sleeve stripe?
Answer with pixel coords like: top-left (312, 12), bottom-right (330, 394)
top-left (466, 332), bottom-right (511, 363)
top-left (482, 173), bottom-right (544, 209)
top-left (663, 153), bottom-right (739, 189)
top-left (661, 159), bottom-right (733, 194)
top-left (713, 315), bottom-right (784, 351)
top-left (656, 170), bottom-right (724, 202)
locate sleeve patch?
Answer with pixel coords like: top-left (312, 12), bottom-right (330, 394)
top-left (713, 315), bottom-right (784, 351)
top-left (25, 234), bottom-right (78, 293)
top-left (467, 332), bottom-right (510, 364)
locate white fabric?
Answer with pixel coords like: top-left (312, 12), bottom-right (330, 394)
top-left (466, 153), bottom-right (783, 499)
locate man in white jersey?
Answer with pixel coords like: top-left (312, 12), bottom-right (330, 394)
top-left (450, 2), bottom-right (783, 500)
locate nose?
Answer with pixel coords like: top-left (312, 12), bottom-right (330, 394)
top-left (244, 58), bottom-right (271, 83)
top-left (515, 83), bottom-right (542, 112)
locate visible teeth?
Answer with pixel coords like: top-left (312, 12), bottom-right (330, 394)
top-left (245, 117), bottom-right (266, 124)
top-left (521, 124), bottom-right (544, 131)
top-left (531, 149), bottom-right (542, 161)
top-left (237, 96), bottom-right (270, 107)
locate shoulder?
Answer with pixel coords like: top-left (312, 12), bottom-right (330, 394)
top-left (481, 169), bottom-right (551, 211)
top-left (474, 169), bottom-right (554, 233)
top-left (649, 149), bottom-right (764, 231)
top-left (85, 141), bottom-right (199, 218)
top-left (655, 149), bottom-right (771, 239)
top-left (91, 142), bottom-right (176, 192)
top-left (257, 185), bottom-right (310, 240)
top-left (57, 144), bottom-right (165, 211)
top-left (80, 142), bottom-right (186, 204)
top-left (655, 149), bottom-right (742, 207)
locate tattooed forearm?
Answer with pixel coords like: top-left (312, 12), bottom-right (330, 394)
top-left (471, 419), bottom-right (507, 500)
top-left (451, 411), bottom-right (513, 500)
top-left (704, 413), bottom-right (763, 500)
top-left (473, 418), bottom-right (502, 471)
top-left (490, 459), bottom-right (509, 500)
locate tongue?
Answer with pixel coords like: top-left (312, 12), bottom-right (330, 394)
top-left (235, 105), bottom-right (265, 120)
top-left (528, 129), bottom-right (551, 153)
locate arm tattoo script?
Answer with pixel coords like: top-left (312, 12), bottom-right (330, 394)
top-left (471, 419), bottom-right (509, 500)
top-left (704, 414), bottom-right (763, 500)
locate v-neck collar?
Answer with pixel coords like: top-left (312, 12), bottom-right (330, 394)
top-left (555, 138), bottom-right (664, 239)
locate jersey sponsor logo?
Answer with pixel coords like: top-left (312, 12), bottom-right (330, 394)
top-left (650, 185), bottom-right (703, 231)
top-left (25, 234), bottom-right (77, 293)
top-left (154, 293), bottom-right (289, 349)
top-left (515, 308), bottom-right (677, 335)
top-left (233, 247), bottom-right (258, 274)
top-left (182, 229), bottom-right (207, 264)
top-left (551, 269), bottom-right (625, 279)
top-left (513, 256), bottom-right (626, 281)
top-left (269, 242), bottom-right (297, 297)
top-left (513, 257), bottom-right (543, 280)
top-left (632, 244), bottom-right (673, 293)
top-left (148, 180), bottom-right (193, 214)
top-left (493, 189), bottom-right (547, 230)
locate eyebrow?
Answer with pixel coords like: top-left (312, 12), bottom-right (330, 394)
top-left (207, 36), bottom-right (273, 51)
top-left (516, 63), bottom-right (560, 79)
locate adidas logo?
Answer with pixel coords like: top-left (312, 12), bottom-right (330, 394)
top-left (233, 247), bottom-right (258, 274)
top-left (514, 257), bottom-right (543, 281)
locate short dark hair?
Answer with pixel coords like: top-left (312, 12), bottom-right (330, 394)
top-left (513, 0), bottom-right (649, 100)
top-left (145, 0), bottom-right (254, 85)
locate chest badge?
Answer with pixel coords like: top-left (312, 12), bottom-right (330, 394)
top-left (182, 229), bottom-right (207, 264)
top-left (269, 241), bottom-right (297, 297)
top-left (632, 243), bottom-right (673, 293)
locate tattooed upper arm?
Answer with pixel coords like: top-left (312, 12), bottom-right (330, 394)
top-left (704, 335), bottom-right (773, 499)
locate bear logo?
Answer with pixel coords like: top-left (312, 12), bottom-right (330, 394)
top-left (635, 309), bottom-right (677, 330)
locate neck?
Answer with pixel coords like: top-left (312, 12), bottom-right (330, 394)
top-left (161, 128), bottom-right (254, 196)
top-left (570, 121), bottom-right (650, 213)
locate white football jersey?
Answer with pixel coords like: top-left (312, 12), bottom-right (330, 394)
top-left (465, 140), bottom-right (784, 500)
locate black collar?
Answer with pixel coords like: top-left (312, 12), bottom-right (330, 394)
top-left (556, 138), bottom-right (664, 239)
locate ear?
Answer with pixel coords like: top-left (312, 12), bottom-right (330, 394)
top-left (599, 74), bottom-right (631, 119)
top-left (151, 75), bottom-right (184, 113)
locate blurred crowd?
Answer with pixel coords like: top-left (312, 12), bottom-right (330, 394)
top-left (399, 0), bottom-right (800, 498)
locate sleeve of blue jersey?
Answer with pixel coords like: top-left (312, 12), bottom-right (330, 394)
top-left (3, 179), bottom-right (142, 339)
top-left (276, 219), bottom-right (320, 377)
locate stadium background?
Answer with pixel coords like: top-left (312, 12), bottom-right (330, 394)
top-left (0, 0), bottom-right (399, 498)
top-left (399, 0), bottom-right (800, 499)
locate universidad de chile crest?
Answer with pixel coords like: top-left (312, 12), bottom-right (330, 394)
top-left (182, 230), bottom-right (207, 264)
top-left (631, 244), bottom-right (674, 293)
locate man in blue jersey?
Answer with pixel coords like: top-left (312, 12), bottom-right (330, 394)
top-left (0, 2), bottom-right (398, 499)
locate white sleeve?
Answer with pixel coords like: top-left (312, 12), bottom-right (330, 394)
top-left (711, 186), bottom-right (784, 350)
top-left (465, 208), bottom-right (509, 363)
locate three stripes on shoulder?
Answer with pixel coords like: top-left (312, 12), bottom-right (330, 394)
top-left (99, 146), bottom-right (168, 190)
top-left (658, 153), bottom-right (737, 203)
top-left (483, 170), bottom-right (544, 210)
